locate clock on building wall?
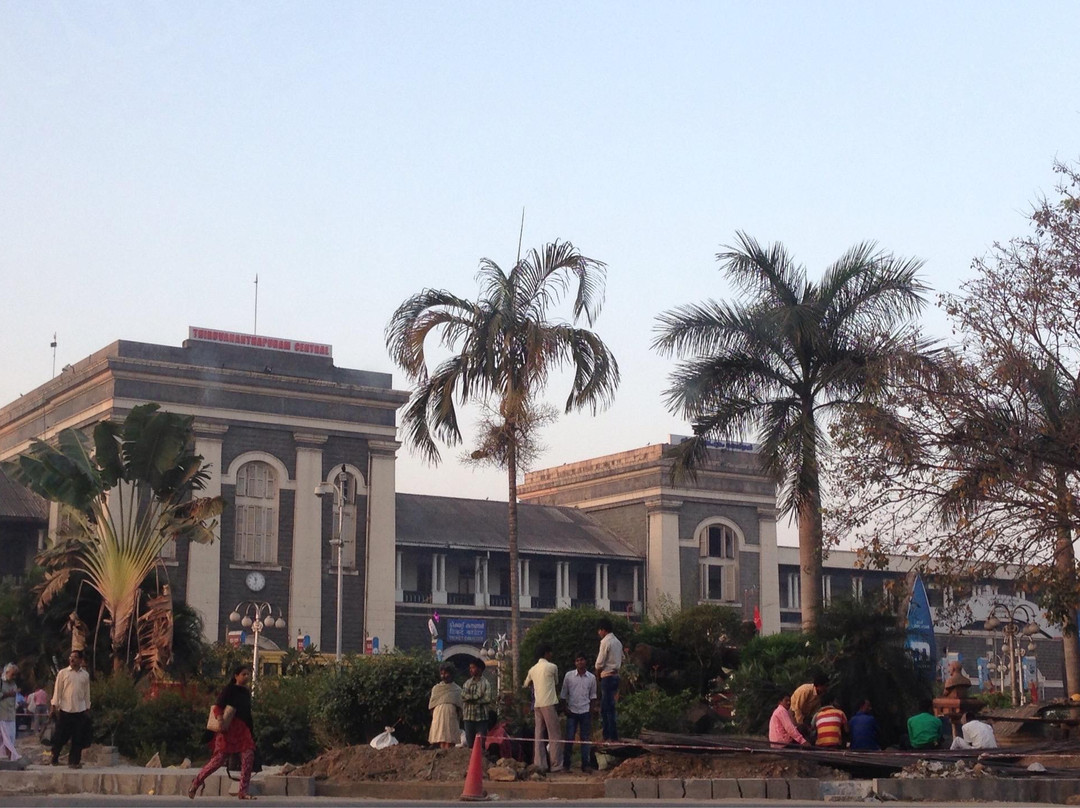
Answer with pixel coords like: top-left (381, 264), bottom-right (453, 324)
top-left (246, 571), bottom-right (266, 592)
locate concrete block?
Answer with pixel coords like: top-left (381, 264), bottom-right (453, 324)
top-left (765, 778), bottom-right (790, 799)
top-left (286, 776), bottom-right (316, 797)
top-left (605, 779), bottom-right (635, 799)
top-left (821, 780), bottom-right (872, 800)
top-left (78, 773), bottom-right (103, 794)
top-left (632, 778), bottom-right (659, 799)
top-left (101, 773), bottom-right (143, 795)
top-left (872, 777), bottom-right (900, 800)
top-left (257, 776), bottom-right (288, 796)
top-left (683, 778), bottom-right (711, 799)
top-left (738, 779), bottom-right (766, 798)
top-left (712, 778), bottom-right (741, 798)
top-left (156, 774), bottom-right (185, 796)
top-left (788, 778), bottom-right (820, 800)
top-left (657, 778), bottom-right (684, 799)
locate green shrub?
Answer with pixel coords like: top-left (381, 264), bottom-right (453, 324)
top-left (616, 687), bottom-right (698, 738)
top-left (519, 607), bottom-right (634, 684)
top-left (729, 637), bottom-right (818, 734)
top-left (253, 675), bottom-right (320, 764)
top-left (90, 674), bottom-right (210, 764)
top-left (667, 604), bottom-right (752, 695)
top-left (310, 652), bottom-right (439, 746)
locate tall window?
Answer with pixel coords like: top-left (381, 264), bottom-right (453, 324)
top-left (852, 576), bottom-right (864, 601)
top-left (235, 461), bottom-right (278, 563)
top-left (781, 572), bottom-right (801, 609)
top-left (822, 574), bottom-right (833, 606)
top-left (699, 523), bottom-right (738, 602)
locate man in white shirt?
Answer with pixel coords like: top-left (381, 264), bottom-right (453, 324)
top-left (50, 650), bottom-right (91, 768)
top-left (950, 712), bottom-right (998, 750)
top-left (523, 643), bottom-right (563, 772)
top-left (559, 652), bottom-right (598, 771)
top-left (595, 618), bottom-right (623, 741)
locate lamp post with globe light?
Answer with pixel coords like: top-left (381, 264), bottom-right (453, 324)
top-left (984, 602), bottom-right (1041, 706)
top-left (228, 601), bottom-right (286, 692)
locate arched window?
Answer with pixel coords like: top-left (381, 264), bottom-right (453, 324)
top-left (235, 461), bottom-right (278, 563)
top-left (698, 522), bottom-right (739, 602)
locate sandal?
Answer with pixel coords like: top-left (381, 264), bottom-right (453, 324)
top-left (237, 795), bottom-right (257, 800)
top-left (187, 780), bottom-right (204, 799)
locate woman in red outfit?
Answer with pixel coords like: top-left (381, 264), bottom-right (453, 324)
top-left (189, 665), bottom-right (257, 800)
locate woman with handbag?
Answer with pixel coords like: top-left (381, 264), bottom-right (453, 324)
top-left (189, 665), bottom-right (257, 800)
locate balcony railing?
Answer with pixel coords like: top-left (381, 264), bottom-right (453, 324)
top-left (447, 592), bottom-right (474, 605)
top-left (531, 596), bottom-right (557, 610)
top-left (610, 600), bottom-right (635, 614)
top-left (489, 594), bottom-right (510, 607)
top-left (401, 591), bottom-right (432, 604)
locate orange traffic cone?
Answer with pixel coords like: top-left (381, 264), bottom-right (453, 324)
top-left (460, 733), bottom-right (488, 801)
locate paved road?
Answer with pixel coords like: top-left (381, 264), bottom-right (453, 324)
top-left (0, 799), bottom-right (1050, 808)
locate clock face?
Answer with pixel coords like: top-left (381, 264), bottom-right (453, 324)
top-left (246, 571), bottom-right (266, 592)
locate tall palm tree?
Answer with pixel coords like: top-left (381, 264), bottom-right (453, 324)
top-left (653, 233), bottom-right (927, 629)
top-left (2, 403), bottom-right (224, 672)
top-left (386, 240), bottom-right (620, 683)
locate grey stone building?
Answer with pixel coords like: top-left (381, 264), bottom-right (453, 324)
top-left (518, 441), bottom-right (782, 633)
top-left (0, 329), bottom-right (409, 655)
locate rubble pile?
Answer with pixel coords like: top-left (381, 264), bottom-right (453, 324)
top-left (895, 759), bottom-right (993, 779)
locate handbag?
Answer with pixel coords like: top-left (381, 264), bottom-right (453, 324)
top-left (206, 704), bottom-right (236, 733)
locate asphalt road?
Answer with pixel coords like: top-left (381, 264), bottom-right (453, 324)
top-left (0, 798), bottom-right (1050, 808)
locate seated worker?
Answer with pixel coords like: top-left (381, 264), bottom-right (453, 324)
top-left (848, 699), bottom-right (881, 751)
top-left (907, 698), bottom-right (946, 750)
top-left (769, 694), bottom-right (810, 748)
top-left (812, 695), bottom-right (848, 747)
top-left (950, 712), bottom-right (997, 750)
top-left (790, 674), bottom-right (829, 737)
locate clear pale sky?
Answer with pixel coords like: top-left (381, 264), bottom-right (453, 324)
top-left (3, 3), bottom-right (1079, 543)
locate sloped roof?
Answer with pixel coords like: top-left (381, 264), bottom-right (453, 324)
top-left (396, 493), bottom-right (640, 559)
top-left (0, 469), bottom-right (48, 522)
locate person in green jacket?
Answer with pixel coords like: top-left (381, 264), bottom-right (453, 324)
top-left (907, 698), bottom-right (945, 749)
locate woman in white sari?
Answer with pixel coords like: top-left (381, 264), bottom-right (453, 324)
top-left (428, 664), bottom-right (463, 748)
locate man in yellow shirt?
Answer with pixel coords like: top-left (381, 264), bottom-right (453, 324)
top-left (523, 644), bottom-right (564, 772)
top-left (790, 674), bottom-right (828, 737)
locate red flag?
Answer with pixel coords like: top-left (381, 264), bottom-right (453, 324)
top-left (753, 605), bottom-right (763, 633)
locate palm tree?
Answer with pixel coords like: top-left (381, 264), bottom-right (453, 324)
top-left (2, 403), bottom-right (224, 672)
top-left (385, 240), bottom-right (620, 683)
top-left (653, 233), bottom-right (927, 629)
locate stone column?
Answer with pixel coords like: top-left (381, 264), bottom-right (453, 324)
top-left (292, 433), bottom-right (326, 650)
top-left (757, 507), bottom-right (781, 635)
top-left (395, 551), bottom-right (403, 601)
top-left (632, 566), bottom-right (642, 614)
top-left (645, 498), bottom-right (682, 618)
top-left (188, 423), bottom-right (227, 642)
top-left (366, 440), bottom-right (400, 651)
top-left (556, 561), bottom-right (571, 609)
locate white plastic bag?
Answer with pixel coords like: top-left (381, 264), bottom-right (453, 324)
top-left (370, 726), bottom-right (399, 749)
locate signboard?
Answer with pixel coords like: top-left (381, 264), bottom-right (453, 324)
top-left (446, 618), bottom-right (487, 644)
top-left (227, 630), bottom-right (244, 648)
top-left (371, 636), bottom-right (380, 655)
top-left (188, 326), bottom-right (332, 357)
top-left (905, 574), bottom-right (937, 683)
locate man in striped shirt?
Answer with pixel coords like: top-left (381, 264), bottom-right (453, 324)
top-left (812, 695), bottom-right (848, 748)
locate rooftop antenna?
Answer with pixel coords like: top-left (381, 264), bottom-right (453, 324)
top-left (516, 207), bottom-right (525, 264)
top-left (253, 274), bottom-right (259, 335)
top-left (50, 332), bottom-right (57, 378)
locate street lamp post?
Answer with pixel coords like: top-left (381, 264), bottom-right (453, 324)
top-left (228, 601), bottom-right (286, 693)
top-left (984, 602), bottom-right (1041, 707)
top-left (316, 465), bottom-right (349, 662)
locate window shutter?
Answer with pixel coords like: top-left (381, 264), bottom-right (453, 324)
top-left (722, 564), bottom-right (737, 601)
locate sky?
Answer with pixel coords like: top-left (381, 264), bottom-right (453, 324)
top-left (2, 3), bottom-right (1079, 544)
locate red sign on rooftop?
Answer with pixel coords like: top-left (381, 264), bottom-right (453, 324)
top-left (188, 326), bottom-right (332, 358)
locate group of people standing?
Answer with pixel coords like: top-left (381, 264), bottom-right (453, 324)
top-left (426, 617), bottom-right (623, 774)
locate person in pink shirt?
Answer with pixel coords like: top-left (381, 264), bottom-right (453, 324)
top-left (768, 694), bottom-right (810, 748)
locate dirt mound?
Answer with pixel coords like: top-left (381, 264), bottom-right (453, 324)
top-left (294, 743), bottom-right (473, 782)
top-left (610, 750), bottom-right (846, 780)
